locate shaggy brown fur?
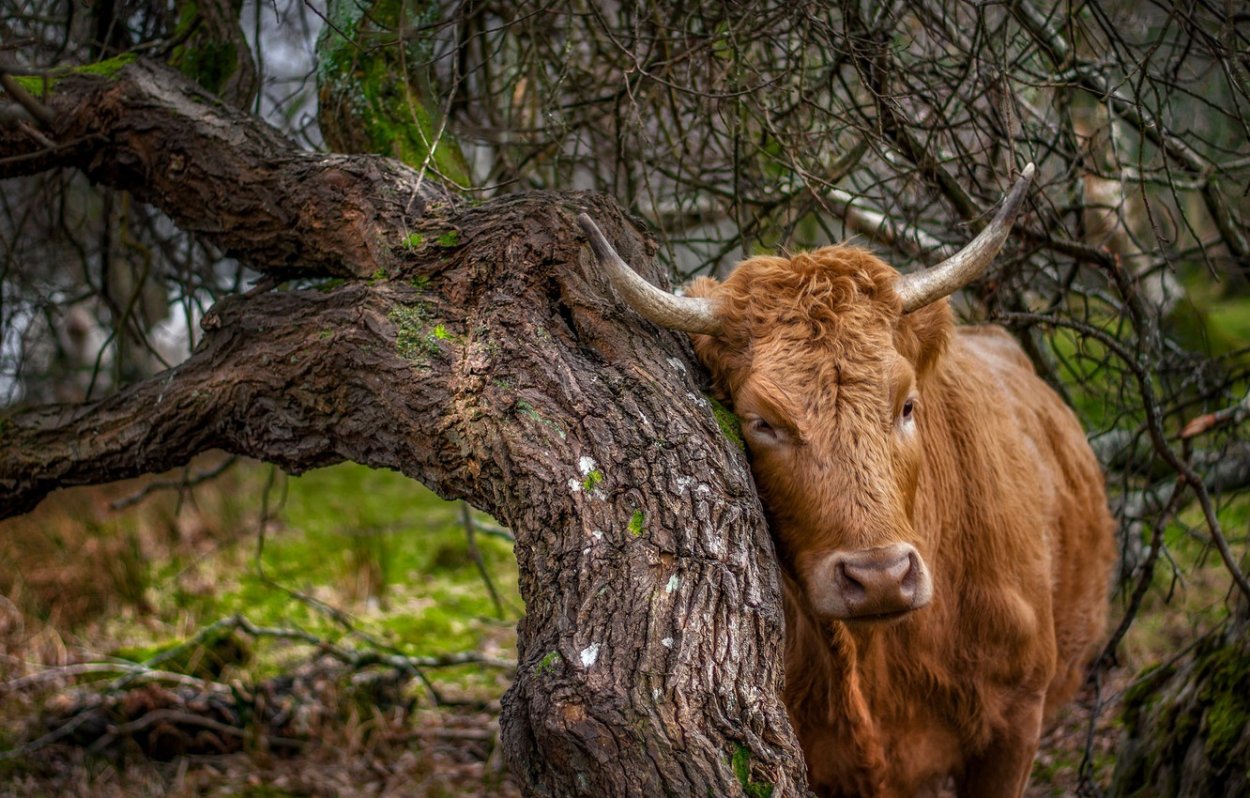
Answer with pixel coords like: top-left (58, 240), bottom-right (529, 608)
top-left (686, 245), bottom-right (1115, 798)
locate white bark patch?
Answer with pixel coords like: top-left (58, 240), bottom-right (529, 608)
top-left (666, 357), bottom-right (687, 373)
top-left (661, 637), bottom-right (674, 648)
top-left (580, 643), bottom-right (601, 668)
top-left (666, 574), bottom-right (681, 593)
top-left (578, 456), bottom-right (598, 476)
top-left (568, 478), bottom-right (582, 494)
top-left (592, 529), bottom-right (604, 540)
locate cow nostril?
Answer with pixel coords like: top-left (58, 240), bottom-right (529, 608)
top-left (898, 554), bottom-right (918, 601)
top-left (836, 561), bottom-right (867, 602)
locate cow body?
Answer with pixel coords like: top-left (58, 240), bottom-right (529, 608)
top-left (684, 247), bottom-right (1116, 797)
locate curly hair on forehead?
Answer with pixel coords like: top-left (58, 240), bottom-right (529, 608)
top-left (719, 245), bottom-right (903, 332)
top-left (685, 244), bottom-right (950, 400)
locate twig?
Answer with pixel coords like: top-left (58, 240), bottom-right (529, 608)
top-left (469, 516), bottom-right (515, 542)
top-left (14, 119), bottom-right (54, 149)
top-left (226, 614), bottom-right (516, 671)
top-left (110, 456), bottom-right (239, 510)
top-left (1098, 478), bottom-right (1187, 668)
top-left (462, 502), bottom-right (506, 619)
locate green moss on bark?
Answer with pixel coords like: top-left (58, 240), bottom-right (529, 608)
top-left (316, 0), bottom-right (472, 184)
top-left (707, 395), bottom-right (745, 451)
top-left (1112, 627), bottom-right (1250, 797)
top-left (10, 53), bottom-right (138, 96)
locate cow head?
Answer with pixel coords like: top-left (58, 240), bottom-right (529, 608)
top-left (579, 164), bottom-right (1033, 624)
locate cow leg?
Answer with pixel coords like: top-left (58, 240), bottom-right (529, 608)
top-left (954, 697), bottom-right (1044, 798)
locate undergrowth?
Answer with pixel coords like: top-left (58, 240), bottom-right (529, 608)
top-left (0, 458), bottom-right (521, 796)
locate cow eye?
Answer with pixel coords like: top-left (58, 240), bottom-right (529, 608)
top-left (746, 416), bottom-right (780, 443)
top-left (901, 398), bottom-right (916, 420)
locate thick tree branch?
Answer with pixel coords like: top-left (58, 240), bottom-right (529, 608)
top-left (0, 56), bottom-right (810, 796)
top-left (1, 285), bottom-right (426, 517)
top-left (0, 58), bottom-right (454, 278)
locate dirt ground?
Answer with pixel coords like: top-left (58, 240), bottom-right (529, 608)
top-left (0, 669), bottom-right (1128, 798)
top-left (0, 709), bottom-right (519, 798)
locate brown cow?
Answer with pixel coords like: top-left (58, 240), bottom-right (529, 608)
top-left (578, 164), bottom-right (1115, 797)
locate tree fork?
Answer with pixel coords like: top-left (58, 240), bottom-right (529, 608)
top-left (0, 58), bottom-right (810, 796)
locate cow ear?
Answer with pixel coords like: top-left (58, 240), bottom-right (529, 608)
top-left (897, 298), bottom-right (952, 382)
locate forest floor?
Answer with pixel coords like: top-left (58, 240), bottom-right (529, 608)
top-left (0, 458), bottom-right (1233, 797)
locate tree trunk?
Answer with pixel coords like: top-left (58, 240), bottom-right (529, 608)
top-left (0, 59), bottom-right (810, 797)
top-left (1111, 614), bottom-right (1250, 798)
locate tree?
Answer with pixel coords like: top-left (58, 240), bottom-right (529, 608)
top-left (0, 58), bottom-right (810, 798)
top-left (4, 1), bottom-right (1250, 794)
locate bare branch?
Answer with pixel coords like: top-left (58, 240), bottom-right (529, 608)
top-left (0, 65), bottom-right (55, 127)
top-left (0, 285), bottom-right (440, 519)
top-left (0, 58), bottom-right (456, 278)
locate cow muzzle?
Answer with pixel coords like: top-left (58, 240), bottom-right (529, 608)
top-left (813, 542), bottom-right (934, 620)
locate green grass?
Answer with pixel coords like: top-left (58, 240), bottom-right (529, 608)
top-left (66, 462), bottom-right (523, 693)
top-left (220, 464), bottom-right (517, 657)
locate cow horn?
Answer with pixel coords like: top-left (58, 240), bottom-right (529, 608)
top-left (577, 213), bottom-right (722, 336)
top-left (895, 162), bottom-right (1036, 312)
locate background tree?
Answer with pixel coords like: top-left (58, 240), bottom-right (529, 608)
top-left (3, 0), bottom-right (1250, 795)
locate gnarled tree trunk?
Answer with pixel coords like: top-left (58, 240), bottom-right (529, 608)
top-left (0, 59), bottom-right (810, 797)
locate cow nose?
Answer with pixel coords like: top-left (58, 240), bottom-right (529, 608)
top-left (822, 543), bottom-right (933, 620)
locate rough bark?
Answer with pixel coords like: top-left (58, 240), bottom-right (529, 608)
top-left (0, 60), bottom-right (450, 279)
top-left (0, 59), bottom-right (810, 796)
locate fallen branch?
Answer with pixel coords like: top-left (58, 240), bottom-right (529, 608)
top-left (1, 661), bottom-right (228, 697)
